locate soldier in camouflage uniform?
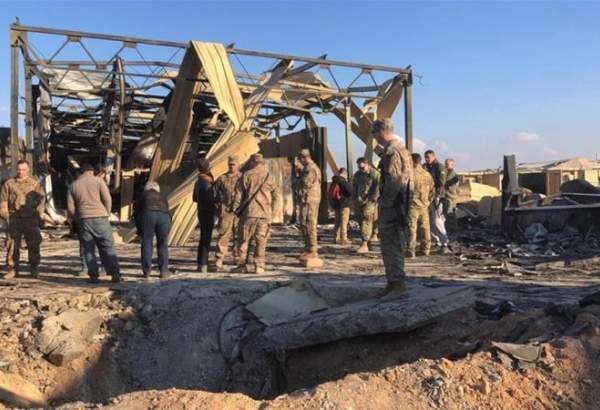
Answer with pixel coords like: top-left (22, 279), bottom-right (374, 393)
top-left (213, 155), bottom-right (242, 269)
top-left (444, 158), bottom-right (460, 232)
top-left (233, 153), bottom-right (279, 274)
top-left (407, 153), bottom-right (434, 258)
top-left (373, 119), bottom-right (413, 294)
top-left (352, 157), bottom-right (380, 253)
top-left (0, 160), bottom-right (45, 278)
top-left (296, 148), bottom-right (322, 262)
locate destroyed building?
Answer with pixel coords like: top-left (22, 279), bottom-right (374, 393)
top-left (8, 22), bottom-right (414, 242)
top-left (1, 20), bottom-right (600, 410)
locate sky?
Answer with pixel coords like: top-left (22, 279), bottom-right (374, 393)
top-left (1, 0), bottom-right (599, 171)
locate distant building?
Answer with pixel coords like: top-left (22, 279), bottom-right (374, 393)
top-left (459, 157), bottom-right (600, 196)
top-left (517, 158), bottom-right (600, 195)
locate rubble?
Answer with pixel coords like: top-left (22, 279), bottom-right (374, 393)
top-left (37, 308), bottom-right (103, 366)
top-left (0, 371), bottom-right (47, 408)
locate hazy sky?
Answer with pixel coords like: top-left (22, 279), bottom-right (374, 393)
top-left (1, 1), bottom-right (599, 170)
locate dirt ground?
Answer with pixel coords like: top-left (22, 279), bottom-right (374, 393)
top-left (0, 223), bottom-right (599, 409)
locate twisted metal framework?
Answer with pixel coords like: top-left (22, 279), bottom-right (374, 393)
top-left (10, 22), bottom-right (413, 184)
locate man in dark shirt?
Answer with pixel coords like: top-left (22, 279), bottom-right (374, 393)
top-left (329, 168), bottom-right (352, 245)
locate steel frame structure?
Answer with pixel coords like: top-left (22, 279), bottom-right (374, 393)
top-left (10, 22), bottom-right (413, 182)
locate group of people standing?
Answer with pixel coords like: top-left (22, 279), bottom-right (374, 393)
top-left (1, 117), bottom-right (458, 297)
top-left (328, 143), bottom-right (459, 260)
top-left (193, 148), bottom-right (324, 274)
top-left (328, 118), bottom-right (459, 294)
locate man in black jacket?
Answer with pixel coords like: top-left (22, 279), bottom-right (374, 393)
top-left (329, 168), bottom-right (352, 245)
top-left (192, 159), bottom-right (216, 273)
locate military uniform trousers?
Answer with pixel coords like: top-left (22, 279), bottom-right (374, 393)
top-left (407, 206), bottom-right (431, 253)
top-left (6, 217), bottom-right (41, 270)
top-left (378, 206), bottom-right (406, 285)
top-left (216, 210), bottom-right (238, 261)
top-left (298, 202), bottom-right (319, 252)
top-left (237, 217), bottom-right (269, 269)
top-left (334, 206), bottom-right (350, 243)
top-left (356, 202), bottom-right (377, 242)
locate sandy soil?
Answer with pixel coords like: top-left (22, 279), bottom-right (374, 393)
top-left (0, 224), bottom-right (599, 409)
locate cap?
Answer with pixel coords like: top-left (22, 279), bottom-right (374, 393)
top-left (251, 153), bottom-right (264, 163)
top-left (299, 148), bottom-right (311, 157)
top-left (228, 155), bottom-right (238, 165)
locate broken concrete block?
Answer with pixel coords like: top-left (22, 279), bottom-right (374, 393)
top-left (37, 308), bottom-right (103, 366)
top-left (0, 371), bottom-right (47, 408)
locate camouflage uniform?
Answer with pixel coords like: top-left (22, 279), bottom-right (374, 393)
top-left (233, 157), bottom-right (279, 271)
top-left (378, 139), bottom-right (413, 285)
top-left (408, 166), bottom-right (434, 255)
top-left (444, 168), bottom-right (460, 231)
top-left (352, 167), bottom-right (380, 243)
top-left (297, 159), bottom-right (322, 254)
top-left (213, 170), bottom-right (241, 264)
top-left (0, 177), bottom-right (45, 274)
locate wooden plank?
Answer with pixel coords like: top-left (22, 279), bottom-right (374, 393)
top-left (344, 98), bottom-right (353, 174)
top-left (149, 44), bottom-right (202, 188)
top-left (376, 75), bottom-right (404, 119)
top-left (119, 172), bottom-right (135, 222)
top-left (325, 145), bottom-right (339, 175)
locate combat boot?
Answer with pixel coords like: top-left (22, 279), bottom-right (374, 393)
top-left (370, 233), bottom-right (379, 242)
top-left (356, 241), bottom-right (369, 254)
top-left (303, 251), bottom-right (324, 268)
top-left (4, 268), bottom-right (15, 279)
top-left (232, 265), bottom-right (247, 274)
top-left (30, 267), bottom-right (39, 279)
top-left (407, 250), bottom-right (416, 259)
top-left (423, 249), bottom-right (430, 257)
top-left (340, 238), bottom-right (351, 246)
top-left (214, 258), bottom-right (224, 270)
top-left (379, 281), bottom-right (408, 299)
top-left (255, 266), bottom-right (265, 274)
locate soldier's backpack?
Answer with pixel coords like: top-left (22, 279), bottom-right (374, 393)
top-left (328, 182), bottom-right (342, 206)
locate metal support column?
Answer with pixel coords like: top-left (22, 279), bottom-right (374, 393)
top-left (403, 74), bottom-right (413, 153)
top-left (113, 57), bottom-right (125, 190)
top-left (344, 98), bottom-right (353, 175)
top-left (10, 27), bottom-right (20, 174)
top-left (24, 64), bottom-right (33, 166)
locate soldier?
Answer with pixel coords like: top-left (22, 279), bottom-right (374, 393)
top-left (407, 153), bottom-right (434, 258)
top-left (328, 167), bottom-right (352, 245)
top-left (233, 153), bottom-right (278, 274)
top-left (424, 150), bottom-right (450, 253)
top-left (444, 158), bottom-right (460, 232)
top-left (213, 155), bottom-right (242, 269)
top-left (352, 157), bottom-right (380, 253)
top-left (373, 119), bottom-right (412, 294)
top-left (0, 160), bottom-right (45, 278)
top-left (296, 148), bottom-right (322, 265)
